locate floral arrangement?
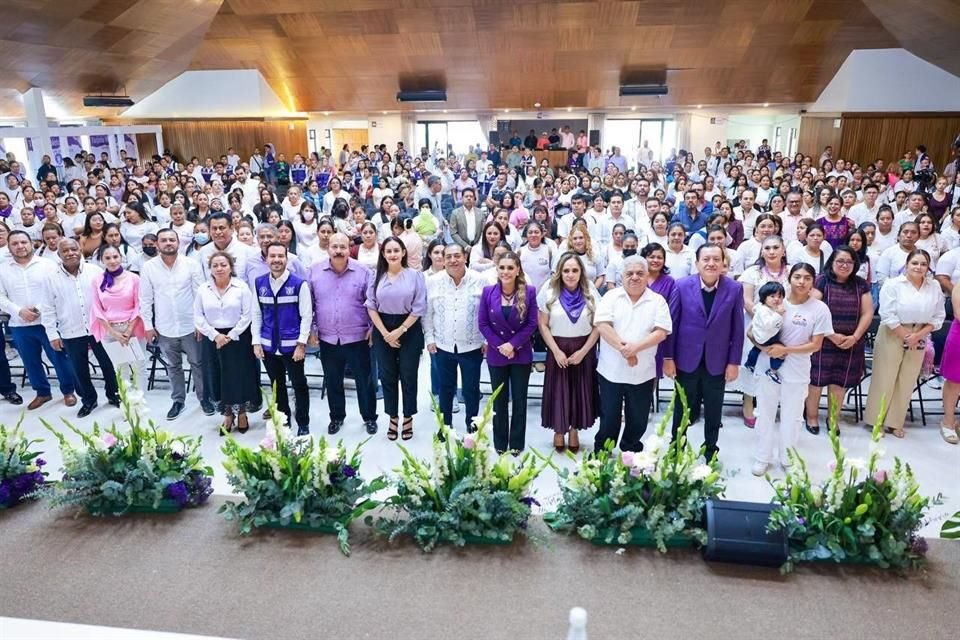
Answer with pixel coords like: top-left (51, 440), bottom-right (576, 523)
top-left (370, 387), bottom-right (549, 551)
top-left (0, 419), bottom-right (47, 509)
top-left (219, 389), bottom-right (386, 556)
top-left (43, 375), bottom-right (213, 514)
top-left (767, 403), bottom-right (930, 572)
top-left (545, 389), bottom-right (725, 551)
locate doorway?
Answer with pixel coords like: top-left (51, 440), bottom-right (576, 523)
top-left (332, 129), bottom-right (369, 156)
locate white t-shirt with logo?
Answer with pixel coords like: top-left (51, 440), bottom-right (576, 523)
top-left (753, 297), bottom-right (833, 384)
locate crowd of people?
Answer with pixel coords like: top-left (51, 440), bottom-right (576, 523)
top-left (0, 134), bottom-right (959, 472)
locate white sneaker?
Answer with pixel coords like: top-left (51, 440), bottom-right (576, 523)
top-left (751, 461), bottom-right (769, 477)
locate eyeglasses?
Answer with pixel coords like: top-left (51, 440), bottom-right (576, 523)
top-left (833, 260), bottom-right (855, 266)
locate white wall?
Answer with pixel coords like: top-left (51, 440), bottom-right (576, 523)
top-left (122, 70), bottom-right (298, 119)
top-left (366, 114), bottom-right (403, 148)
top-left (689, 113), bottom-right (727, 155)
top-left (809, 48), bottom-right (960, 113)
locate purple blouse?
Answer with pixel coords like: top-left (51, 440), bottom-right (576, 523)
top-left (649, 273), bottom-right (679, 378)
top-left (365, 267), bottom-right (427, 316)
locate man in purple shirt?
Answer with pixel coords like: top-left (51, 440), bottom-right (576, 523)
top-left (307, 233), bottom-right (378, 435)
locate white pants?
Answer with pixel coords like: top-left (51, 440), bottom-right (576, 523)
top-left (753, 376), bottom-right (807, 465)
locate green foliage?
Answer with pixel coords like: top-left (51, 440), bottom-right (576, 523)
top-left (369, 386), bottom-right (550, 551)
top-left (219, 386), bottom-right (385, 556)
top-left (942, 511), bottom-right (960, 540)
top-left (544, 387), bottom-right (725, 552)
top-left (767, 399), bottom-right (931, 572)
top-left (42, 374), bottom-right (213, 514)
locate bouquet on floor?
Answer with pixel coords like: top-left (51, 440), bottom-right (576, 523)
top-left (767, 401), bottom-right (931, 572)
top-left (0, 419), bottom-right (47, 509)
top-left (43, 374), bottom-right (213, 515)
top-left (545, 388), bottom-right (725, 551)
top-left (370, 387), bottom-right (550, 551)
top-left (220, 387), bottom-right (386, 556)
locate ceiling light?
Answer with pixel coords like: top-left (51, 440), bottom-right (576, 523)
top-left (567, 107), bottom-right (572, 112)
top-left (630, 106), bottom-right (636, 111)
top-left (504, 109), bottom-right (509, 113)
top-left (534, 102), bottom-right (541, 108)
top-left (323, 111), bottom-right (329, 116)
top-left (697, 104), bottom-right (702, 109)
top-left (382, 111), bottom-right (387, 114)
top-left (443, 109), bottom-right (448, 113)
top-left (763, 102), bottom-right (770, 107)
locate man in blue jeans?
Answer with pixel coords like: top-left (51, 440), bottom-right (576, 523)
top-left (0, 231), bottom-right (76, 410)
top-left (422, 243), bottom-right (485, 433)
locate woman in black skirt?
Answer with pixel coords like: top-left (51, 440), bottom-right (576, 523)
top-left (537, 252), bottom-right (600, 453)
top-left (193, 250), bottom-right (259, 435)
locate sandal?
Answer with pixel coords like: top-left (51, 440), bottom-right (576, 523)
top-left (940, 422), bottom-right (959, 445)
top-left (743, 416), bottom-right (757, 429)
top-left (387, 417), bottom-right (399, 441)
top-left (567, 430), bottom-right (580, 454)
top-left (401, 416), bottom-right (414, 441)
top-left (883, 426), bottom-right (905, 439)
top-left (553, 433), bottom-right (566, 453)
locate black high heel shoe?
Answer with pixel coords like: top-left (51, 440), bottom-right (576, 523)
top-left (401, 416), bottom-right (414, 441)
top-left (387, 417), bottom-right (399, 441)
top-left (805, 422), bottom-right (820, 435)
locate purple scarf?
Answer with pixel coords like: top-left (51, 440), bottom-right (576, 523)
top-left (558, 286), bottom-right (586, 324)
top-left (100, 266), bottom-right (123, 292)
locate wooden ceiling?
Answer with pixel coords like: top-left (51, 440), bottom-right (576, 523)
top-left (1, 0), bottom-right (958, 117)
top-left (0, 0), bottom-right (222, 118)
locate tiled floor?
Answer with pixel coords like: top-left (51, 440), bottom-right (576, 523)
top-left (3, 351), bottom-right (957, 537)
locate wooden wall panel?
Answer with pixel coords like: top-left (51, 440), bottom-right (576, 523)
top-left (839, 114), bottom-right (960, 170)
top-left (135, 134), bottom-right (158, 162)
top-left (118, 120), bottom-right (308, 163)
top-left (798, 116), bottom-right (843, 164)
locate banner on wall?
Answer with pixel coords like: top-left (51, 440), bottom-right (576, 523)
top-left (50, 137), bottom-right (63, 166)
top-left (90, 135), bottom-right (110, 158)
top-left (66, 136), bottom-right (83, 158)
top-left (123, 134), bottom-right (138, 159)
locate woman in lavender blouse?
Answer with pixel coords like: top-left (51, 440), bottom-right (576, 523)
top-left (366, 236), bottom-right (427, 441)
top-left (478, 251), bottom-right (539, 454)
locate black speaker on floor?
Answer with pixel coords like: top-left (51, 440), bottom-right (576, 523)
top-left (702, 499), bottom-right (787, 567)
top-left (588, 129), bottom-right (600, 146)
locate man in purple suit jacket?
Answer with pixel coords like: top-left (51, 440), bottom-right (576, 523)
top-left (663, 244), bottom-right (744, 461)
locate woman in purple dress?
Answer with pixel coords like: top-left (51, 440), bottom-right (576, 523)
top-left (538, 253), bottom-right (601, 453)
top-left (804, 246), bottom-right (874, 434)
top-left (640, 242), bottom-right (680, 378)
top-left (817, 193), bottom-right (855, 249)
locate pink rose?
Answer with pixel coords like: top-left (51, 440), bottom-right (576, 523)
top-left (621, 451), bottom-right (635, 467)
top-left (463, 434), bottom-right (476, 450)
top-left (259, 435), bottom-right (276, 451)
top-left (101, 433), bottom-right (118, 448)
top-left (872, 469), bottom-right (888, 484)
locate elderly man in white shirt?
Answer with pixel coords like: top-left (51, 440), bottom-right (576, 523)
top-left (0, 230), bottom-right (78, 410)
top-left (593, 254), bottom-right (673, 453)
top-left (41, 238), bottom-right (119, 416)
top-left (140, 228), bottom-right (209, 420)
top-left (423, 243), bottom-right (486, 431)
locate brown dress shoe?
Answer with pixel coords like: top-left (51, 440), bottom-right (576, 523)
top-left (27, 395), bottom-right (52, 410)
top-left (63, 394), bottom-right (77, 407)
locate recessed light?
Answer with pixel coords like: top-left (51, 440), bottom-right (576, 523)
top-left (504, 109), bottom-right (509, 113)
top-left (382, 111), bottom-right (387, 115)
top-left (630, 106), bottom-right (636, 111)
top-left (567, 107), bottom-right (572, 112)
top-left (533, 102), bottom-right (541, 108)
top-left (443, 109), bottom-right (448, 113)
top-left (323, 111), bottom-right (329, 116)
top-left (763, 102), bottom-right (770, 107)
top-left (697, 104), bottom-right (702, 109)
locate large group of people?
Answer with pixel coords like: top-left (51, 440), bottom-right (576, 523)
top-left (0, 134), bottom-right (959, 470)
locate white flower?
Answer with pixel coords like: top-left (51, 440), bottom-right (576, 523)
top-left (690, 464), bottom-right (712, 482)
top-left (644, 434), bottom-right (665, 455)
top-left (170, 440), bottom-right (186, 456)
top-left (847, 457), bottom-right (866, 471)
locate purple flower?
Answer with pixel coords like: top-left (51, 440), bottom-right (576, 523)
top-left (12, 474), bottom-right (32, 492)
top-left (342, 465), bottom-right (357, 478)
top-left (185, 470), bottom-right (213, 506)
top-left (36, 458), bottom-right (46, 467)
top-left (165, 481), bottom-right (189, 507)
top-left (0, 483), bottom-right (11, 506)
top-left (797, 517), bottom-right (806, 526)
top-left (910, 536), bottom-right (928, 556)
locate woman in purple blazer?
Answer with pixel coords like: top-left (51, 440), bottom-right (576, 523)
top-left (478, 251), bottom-right (539, 454)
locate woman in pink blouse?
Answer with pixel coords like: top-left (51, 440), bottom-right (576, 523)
top-left (91, 245), bottom-right (147, 385)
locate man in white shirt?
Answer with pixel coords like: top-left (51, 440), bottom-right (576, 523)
top-left (593, 255), bottom-right (672, 452)
top-left (935, 246), bottom-right (960, 293)
top-left (560, 126), bottom-right (576, 150)
top-left (140, 228), bottom-right (209, 420)
top-left (636, 140), bottom-right (654, 169)
top-left (423, 243), bottom-right (486, 431)
top-left (41, 238), bottom-right (119, 416)
top-left (0, 231), bottom-right (77, 410)
top-left (779, 193), bottom-right (805, 243)
top-left (894, 193), bottom-right (925, 229)
top-left (229, 166), bottom-right (261, 212)
top-left (848, 183), bottom-right (880, 226)
top-left (735, 190), bottom-right (761, 239)
top-left (558, 193), bottom-right (600, 241)
top-left (598, 191), bottom-right (636, 251)
top-left (251, 242), bottom-right (313, 436)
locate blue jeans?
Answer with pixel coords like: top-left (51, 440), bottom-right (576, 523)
top-left (434, 347), bottom-right (482, 430)
top-left (9, 325), bottom-right (76, 397)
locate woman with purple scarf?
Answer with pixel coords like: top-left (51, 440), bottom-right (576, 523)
top-left (639, 243), bottom-right (681, 378)
top-left (537, 253), bottom-right (601, 453)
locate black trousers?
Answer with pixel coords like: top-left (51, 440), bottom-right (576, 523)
top-left (62, 336), bottom-right (119, 407)
top-left (319, 339), bottom-right (377, 423)
top-left (0, 323), bottom-right (16, 396)
top-left (201, 337), bottom-right (219, 403)
top-left (672, 363), bottom-right (726, 462)
top-left (372, 314), bottom-right (423, 417)
top-left (596, 375), bottom-right (654, 453)
top-left (488, 363), bottom-right (531, 452)
top-left (263, 351), bottom-right (310, 428)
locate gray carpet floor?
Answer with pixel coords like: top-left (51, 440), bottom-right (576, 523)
top-left (1, 497), bottom-right (956, 640)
